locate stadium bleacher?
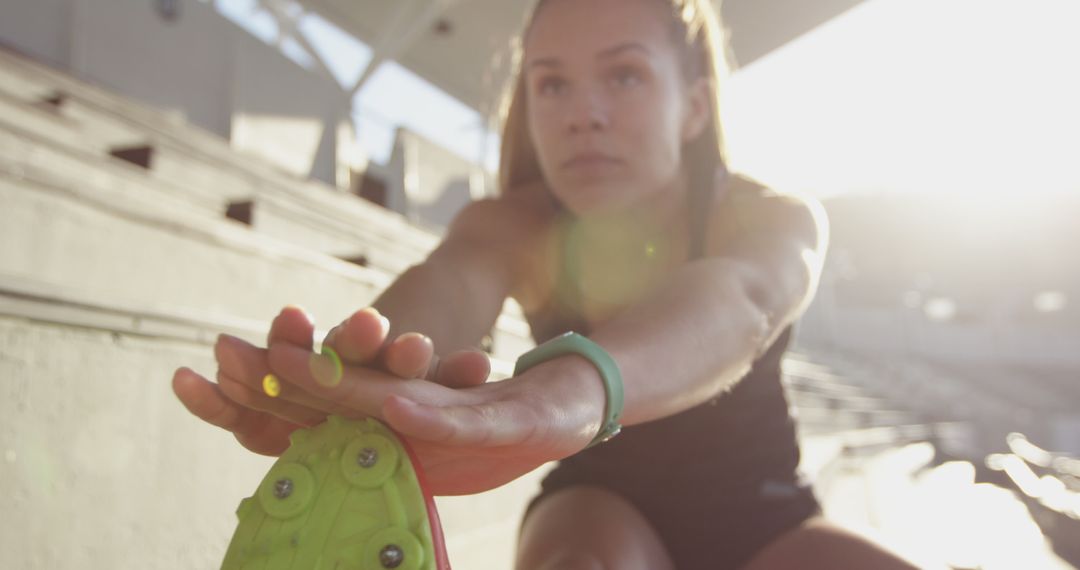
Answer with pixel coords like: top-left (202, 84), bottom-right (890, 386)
top-left (0, 43), bottom-right (542, 569)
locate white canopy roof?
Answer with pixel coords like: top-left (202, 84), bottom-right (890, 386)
top-left (293, 0), bottom-right (866, 114)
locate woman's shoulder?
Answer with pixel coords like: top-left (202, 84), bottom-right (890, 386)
top-left (445, 184), bottom-right (558, 245)
top-left (706, 174), bottom-right (828, 255)
top-left (721, 174), bottom-right (826, 224)
top-left (441, 184), bottom-right (561, 307)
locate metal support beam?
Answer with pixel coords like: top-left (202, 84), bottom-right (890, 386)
top-left (257, 0), bottom-right (339, 86)
top-left (348, 0), bottom-right (459, 97)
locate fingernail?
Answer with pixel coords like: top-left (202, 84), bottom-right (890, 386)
top-left (360, 307), bottom-right (390, 333)
top-left (399, 332), bottom-right (433, 347)
top-left (214, 335), bottom-right (238, 369)
top-left (284, 304), bottom-right (314, 324)
top-left (311, 346), bottom-right (344, 387)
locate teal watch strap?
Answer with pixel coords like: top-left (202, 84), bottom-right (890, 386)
top-left (513, 332), bottom-right (623, 448)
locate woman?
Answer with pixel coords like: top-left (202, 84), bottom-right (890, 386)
top-left (175, 0), bottom-right (919, 567)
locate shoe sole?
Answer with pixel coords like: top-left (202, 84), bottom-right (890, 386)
top-left (221, 415), bottom-right (451, 569)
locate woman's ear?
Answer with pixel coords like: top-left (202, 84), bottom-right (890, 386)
top-left (681, 76), bottom-right (712, 143)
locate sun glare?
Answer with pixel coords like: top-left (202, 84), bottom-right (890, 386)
top-left (725, 0), bottom-right (1080, 199)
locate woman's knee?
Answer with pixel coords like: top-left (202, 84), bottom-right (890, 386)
top-left (535, 551), bottom-right (605, 570)
top-left (517, 486), bottom-right (673, 570)
top-left (741, 516), bottom-right (920, 570)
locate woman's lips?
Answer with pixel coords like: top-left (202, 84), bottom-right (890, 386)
top-left (562, 152), bottom-right (622, 171)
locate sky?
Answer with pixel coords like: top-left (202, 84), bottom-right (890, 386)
top-left (214, 0), bottom-right (1080, 199)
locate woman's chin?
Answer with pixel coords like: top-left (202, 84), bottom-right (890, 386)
top-left (553, 181), bottom-right (632, 217)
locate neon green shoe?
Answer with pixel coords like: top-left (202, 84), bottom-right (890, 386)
top-left (221, 416), bottom-right (450, 569)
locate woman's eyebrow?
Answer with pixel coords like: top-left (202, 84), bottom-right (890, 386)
top-left (526, 57), bottom-right (562, 71)
top-left (526, 42), bottom-right (651, 72)
top-left (597, 42), bottom-right (651, 59)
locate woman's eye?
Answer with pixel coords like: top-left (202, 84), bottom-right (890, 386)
top-left (610, 67), bottom-right (643, 89)
top-left (536, 77), bottom-right (567, 97)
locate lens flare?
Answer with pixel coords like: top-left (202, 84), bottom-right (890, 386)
top-left (262, 374), bottom-right (281, 398)
top-left (563, 217), bottom-right (675, 318)
top-left (310, 346), bottom-right (344, 387)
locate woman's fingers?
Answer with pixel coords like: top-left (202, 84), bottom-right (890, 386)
top-left (232, 418), bottom-right (299, 457)
top-left (382, 332), bottom-right (435, 378)
top-left (267, 305), bottom-right (315, 349)
top-left (432, 349), bottom-right (491, 388)
top-left (266, 342), bottom-right (483, 418)
top-left (172, 367), bottom-right (247, 431)
top-left (171, 367), bottom-right (296, 456)
top-left (381, 336), bottom-right (491, 386)
top-left (216, 371), bottom-right (330, 427)
top-left (322, 307), bottom-right (390, 364)
top-left (267, 342), bottom-right (395, 415)
top-left (214, 334), bottom-right (269, 388)
top-left (215, 333), bottom-right (349, 412)
top-left (315, 307), bottom-right (489, 387)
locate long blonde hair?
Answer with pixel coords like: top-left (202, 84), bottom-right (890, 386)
top-left (497, 0), bottom-right (735, 245)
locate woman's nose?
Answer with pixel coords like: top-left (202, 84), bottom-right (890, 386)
top-left (564, 88), bottom-right (609, 134)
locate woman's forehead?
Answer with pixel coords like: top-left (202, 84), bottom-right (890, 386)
top-left (525, 0), bottom-right (673, 62)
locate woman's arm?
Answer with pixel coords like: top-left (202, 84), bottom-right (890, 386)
top-left (368, 192), bottom-right (552, 354)
top-left (585, 191), bottom-right (828, 425)
top-left (172, 193), bottom-right (552, 457)
top-left (233, 189), bottom-right (828, 493)
top-left (187, 187), bottom-right (826, 492)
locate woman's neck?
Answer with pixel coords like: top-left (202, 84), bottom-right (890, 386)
top-left (573, 171), bottom-right (693, 261)
top-left (565, 180), bottom-right (695, 323)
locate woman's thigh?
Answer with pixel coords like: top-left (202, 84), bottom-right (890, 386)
top-left (740, 516), bottom-right (921, 570)
top-left (516, 485), bottom-right (675, 570)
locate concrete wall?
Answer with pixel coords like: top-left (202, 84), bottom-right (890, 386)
top-left (73, 0), bottom-right (235, 137)
top-left (0, 0), bottom-right (71, 67)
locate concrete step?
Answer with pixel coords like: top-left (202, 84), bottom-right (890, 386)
top-left (1, 49), bottom-right (438, 275)
top-left (0, 171), bottom-right (379, 326)
top-left (0, 114), bottom-right (226, 219)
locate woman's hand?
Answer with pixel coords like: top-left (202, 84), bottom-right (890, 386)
top-left (172, 306), bottom-right (344, 455)
top-left (180, 317), bottom-right (603, 493)
top-left (259, 337), bottom-right (604, 495)
top-left (320, 307), bottom-right (492, 389)
top-left (172, 305), bottom-right (491, 456)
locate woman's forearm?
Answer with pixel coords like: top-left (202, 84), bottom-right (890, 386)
top-left (371, 252), bottom-right (510, 355)
top-left (368, 196), bottom-right (548, 357)
top-left (587, 257), bottom-right (803, 426)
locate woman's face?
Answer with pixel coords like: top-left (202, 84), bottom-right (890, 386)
top-left (523, 0), bottom-right (708, 218)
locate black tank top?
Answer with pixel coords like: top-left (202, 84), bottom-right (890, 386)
top-left (523, 190), bottom-right (804, 491)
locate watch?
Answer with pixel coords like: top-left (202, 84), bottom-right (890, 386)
top-left (513, 332), bottom-right (624, 448)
